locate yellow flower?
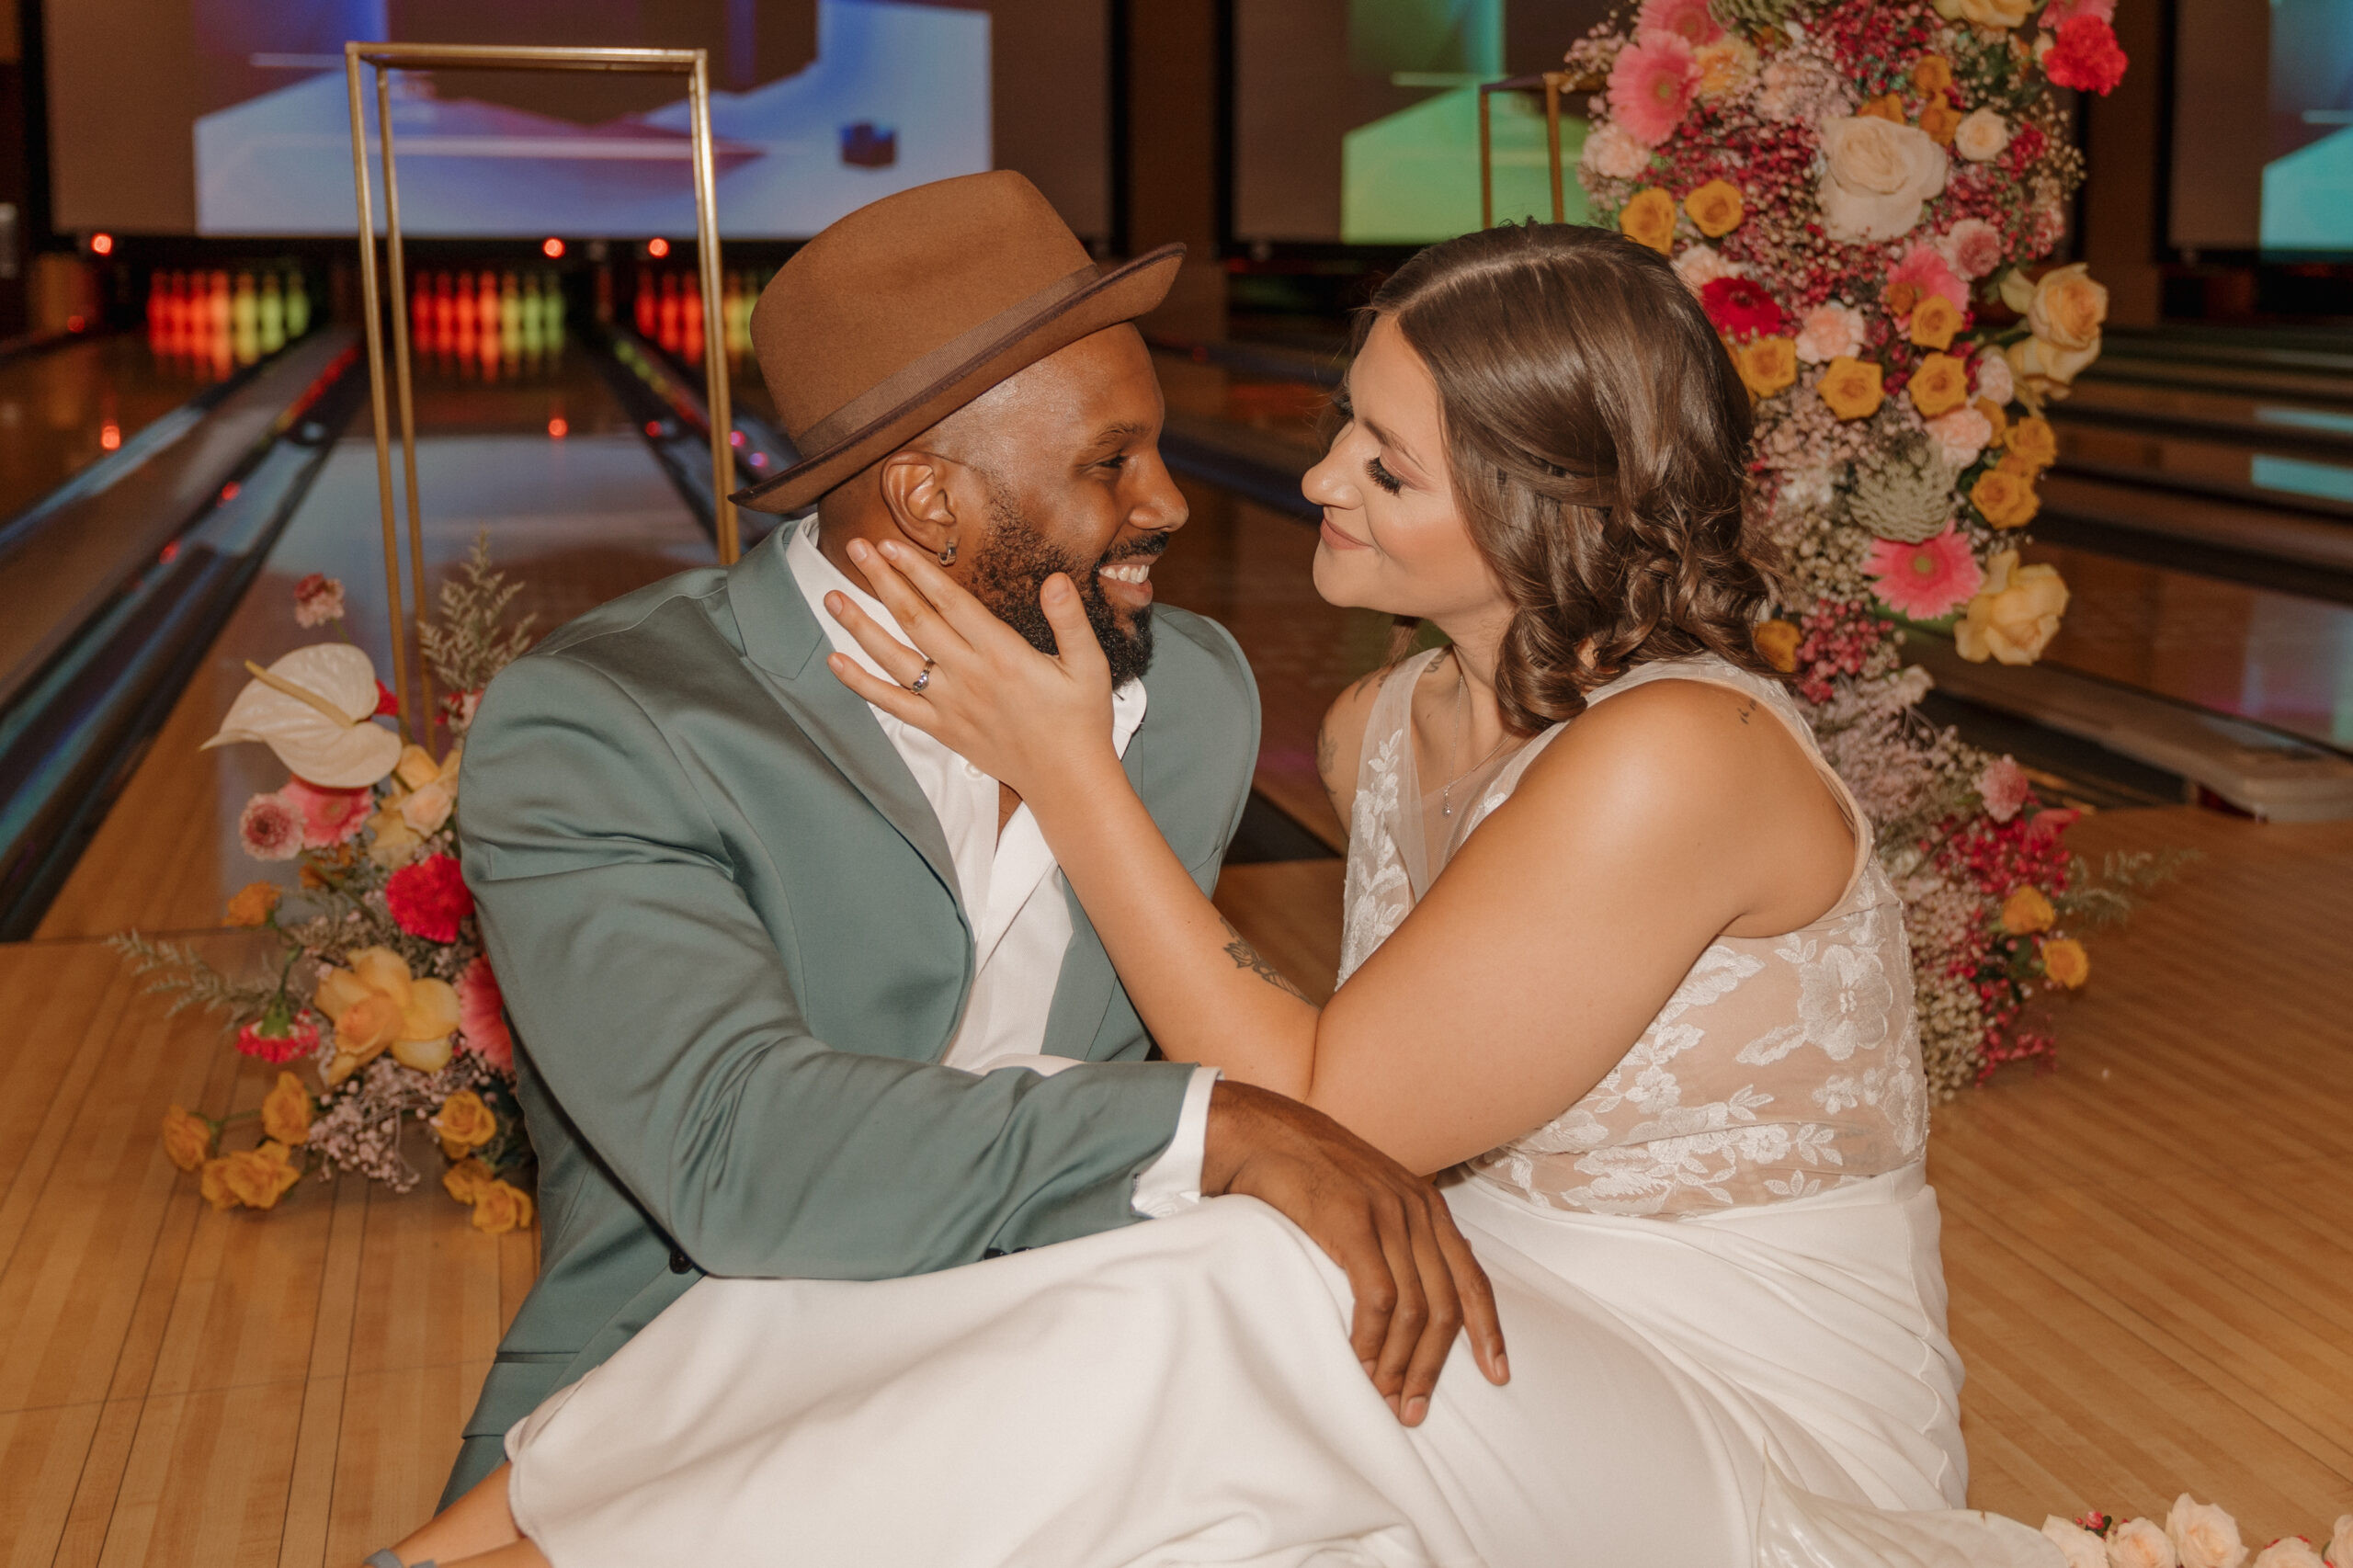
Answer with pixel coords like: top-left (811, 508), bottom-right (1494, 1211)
top-left (1974, 397), bottom-right (2010, 440)
top-left (313, 946), bottom-right (460, 1085)
top-left (199, 1157), bottom-right (240, 1211)
top-left (1683, 179), bottom-right (1744, 238)
top-left (1693, 37), bottom-right (1758, 98)
top-left (260, 1072), bottom-right (313, 1147)
top-left (1908, 293), bottom-right (1962, 351)
top-left (1817, 357), bottom-right (1884, 421)
top-left (1918, 98), bottom-right (1962, 146)
top-left (1970, 466), bottom-right (2040, 530)
top-left (435, 1090), bottom-right (498, 1161)
top-left (365, 805), bottom-right (425, 870)
top-left (1859, 93), bottom-right (1907, 124)
top-left (391, 744), bottom-right (462, 836)
top-left (219, 1141), bottom-right (302, 1210)
top-left (1754, 619), bottom-right (1802, 674)
top-left (162, 1105), bottom-right (217, 1172)
top-left (224, 881), bottom-right (280, 928)
top-left (1619, 187), bottom-right (1677, 255)
top-left (2040, 937), bottom-right (2089, 989)
top-left (1931, 0), bottom-right (2034, 27)
top-left (1736, 335), bottom-right (1798, 397)
top-left (1907, 352), bottom-right (1969, 417)
top-left (2025, 263), bottom-right (2109, 352)
top-left (443, 1157), bottom-right (495, 1206)
top-left (1956, 550), bottom-right (2069, 665)
top-left (1911, 54), bottom-right (1954, 97)
top-left (2001, 886), bottom-right (2055, 935)
top-left (471, 1179), bottom-right (536, 1235)
top-left (2004, 415), bottom-right (2058, 472)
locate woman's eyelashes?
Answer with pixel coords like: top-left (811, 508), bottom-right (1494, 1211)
top-left (1365, 455), bottom-right (1403, 495)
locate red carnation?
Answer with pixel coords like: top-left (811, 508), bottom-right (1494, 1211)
top-left (2043, 17), bottom-right (2127, 96)
top-left (385, 853), bottom-right (475, 942)
top-left (1699, 276), bottom-right (1787, 340)
top-left (236, 1009), bottom-right (322, 1065)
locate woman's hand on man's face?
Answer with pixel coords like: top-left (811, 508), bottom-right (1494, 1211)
top-left (824, 537), bottom-right (1120, 803)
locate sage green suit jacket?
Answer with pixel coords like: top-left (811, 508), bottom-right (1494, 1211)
top-left (442, 527), bottom-right (1259, 1503)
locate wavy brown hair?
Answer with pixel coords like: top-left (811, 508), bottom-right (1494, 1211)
top-left (1364, 222), bottom-right (1777, 734)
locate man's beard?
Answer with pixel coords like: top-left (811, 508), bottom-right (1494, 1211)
top-left (966, 481), bottom-right (1160, 687)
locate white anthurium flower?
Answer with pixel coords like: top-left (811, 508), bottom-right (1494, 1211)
top-left (201, 643), bottom-right (403, 788)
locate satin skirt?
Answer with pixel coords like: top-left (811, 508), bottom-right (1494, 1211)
top-left (504, 1165), bottom-right (2060, 1567)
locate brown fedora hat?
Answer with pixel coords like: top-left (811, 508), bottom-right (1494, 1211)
top-left (731, 172), bottom-right (1184, 515)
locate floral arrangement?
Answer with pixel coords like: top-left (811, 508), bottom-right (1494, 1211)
top-left (2043, 1498), bottom-right (2353, 1568)
top-left (125, 540), bottom-right (539, 1231)
top-left (1569, 0), bottom-right (2179, 1093)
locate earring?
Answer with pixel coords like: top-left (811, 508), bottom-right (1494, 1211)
top-left (938, 540), bottom-right (958, 566)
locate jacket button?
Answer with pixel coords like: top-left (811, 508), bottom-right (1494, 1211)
top-left (668, 1247), bottom-right (692, 1274)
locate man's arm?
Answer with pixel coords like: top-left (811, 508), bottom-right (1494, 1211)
top-left (460, 651), bottom-right (1198, 1279)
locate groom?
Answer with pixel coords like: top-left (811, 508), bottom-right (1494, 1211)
top-left (445, 172), bottom-right (1499, 1501)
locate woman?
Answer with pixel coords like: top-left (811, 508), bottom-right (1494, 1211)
top-left (384, 224), bottom-right (2057, 1568)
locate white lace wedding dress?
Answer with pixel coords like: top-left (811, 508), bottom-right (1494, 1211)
top-left (499, 653), bottom-right (2062, 1568)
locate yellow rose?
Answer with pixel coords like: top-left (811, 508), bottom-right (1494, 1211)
top-left (2005, 415), bottom-right (2058, 471)
top-left (443, 1157), bottom-right (495, 1206)
top-left (220, 1141), bottom-right (302, 1210)
top-left (1970, 466), bottom-right (2040, 530)
top-left (1918, 98), bottom-right (1962, 147)
top-left (1683, 179), bottom-right (1744, 238)
top-left (199, 1157), bottom-right (240, 1211)
top-left (1859, 93), bottom-right (1906, 124)
top-left (1974, 397), bottom-right (2010, 441)
top-left (1908, 293), bottom-right (1962, 350)
top-left (2001, 886), bottom-right (2055, 935)
top-left (2040, 937), bottom-right (2089, 989)
top-left (2005, 335), bottom-right (2099, 404)
top-left (2026, 262), bottom-right (2108, 352)
top-left (314, 946), bottom-right (460, 1085)
top-left (1956, 550), bottom-right (2069, 665)
top-left (1736, 335), bottom-right (1798, 397)
top-left (1911, 55), bottom-right (1954, 97)
top-left (1754, 619), bottom-right (1802, 674)
top-left (1818, 356), bottom-right (1885, 421)
top-left (1692, 36), bottom-right (1757, 98)
top-left (1907, 352), bottom-right (1969, 417)
top-left (224, 881), bottom-right (281, 928)
top-left (366, 805), bottom-right (425, 870)
top-left (162, 1105), bottom-right (217, 1172)
top-left (1619, 187), bottom-right (1677, 255)
top-left (435, 1090), bottom-right (499, 1161)
top-left (1932, 0), bottom-right (2034, 27)
top-left (260, 1072), bottom-right (314, 1147)
top-left (471, 1179), bottom-right (536, 1235)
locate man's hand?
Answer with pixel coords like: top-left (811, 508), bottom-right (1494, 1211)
top-left (1200, 1080), bottom-right (1508, 1425)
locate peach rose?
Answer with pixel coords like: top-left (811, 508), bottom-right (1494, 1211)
top-left (1818, 357), bottom-right (1885, 420)
top-left (1817, 116), bottom-right (1948, 243)
top-left (1754, 619), bottom-right (1802, 673)
top-left (260, 1072), bottom-right (313, 1147)
top-left (1620, 187), bottom-right (1677, 254)
top-left (2168, 1495), bottom-right (2247, 1568)
top-left (1910, 293), bottom-right (1963, 350)
top-left (2109, 1517), bottom-right (2180, 1568)
top-left (162, 1105), bottom-right (217, 1172)
top-left (1927, 405), bottom-right (1994, 467)
top-left (435, 1089), bottom-right (499, 1161)
top-left (1972, 466), bottom-right (2040, 529)
top-left (1684, 178), bottom-right (1744, 237)
top-left (2329, 1517), bottom-right (2353, 1568)
top-left (1957, 549), bottom-right (2069, 665)
top-left (2252, 1540), bottom-right (2326, 1568)
top-left (1954, 108), bottom-right (2011, 162)
top-left (1908, 352), bottom-right (1970, 417)
top-left (2002, 886), bottom-right (2056, 935)
top-left (2006, 415), bottom-right (2060, 471)
top-left (1737, 335), bottom-right (1798, 397)
top-left (2028, 263), bottom-right (2109, 351)
top-left (224, 881), bottom-right (281, 928)
top-left (2042, 1518), bottom-right (2109, 1568)
top-left (1795, 302), bottom-right (1867, 363)
top-left (472, 1179), bottom-right (536, 1235)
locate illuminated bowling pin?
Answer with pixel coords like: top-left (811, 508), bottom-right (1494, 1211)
top-left (519, 273), bottom-right (546, 358)
top-left (655, 272), bottom-right (681, 355)
top-left (540, 270), bottom-right (565, 346)
top-left (285, 267), bottom-right (311, 339)
top-left (499, 271), bottom-right (523, 360)
top-left (634, 266), bottom-right (657, 339)
top-left (259, 271), bottom-right (286, 354)
top-left (145, 272), bottom-right (166, 345)
top-left (453, 270), bottom-right (477, 356)
top-left (231, 272), bottom-right (261, 363)
top-left (411, 270), bottom-right (432, 353)
top-left (680, 272), bottom-right (704, 365)
top-left (207, 271), bottom-right (233, 374)
top-left (478, 271), bottom-right (502, 370)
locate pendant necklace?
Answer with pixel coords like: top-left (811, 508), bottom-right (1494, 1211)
top-left (1438, 654), bottom-right (1513, 819)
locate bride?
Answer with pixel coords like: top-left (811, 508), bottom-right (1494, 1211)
top-left (381, 223), bottom-right (2058, 1568)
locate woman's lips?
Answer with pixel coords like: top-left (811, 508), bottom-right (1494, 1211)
top-left (1318, 514), bottom-right (1370, 551)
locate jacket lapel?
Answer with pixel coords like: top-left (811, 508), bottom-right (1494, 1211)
top-left (727, 530), bottom-right (963, 906)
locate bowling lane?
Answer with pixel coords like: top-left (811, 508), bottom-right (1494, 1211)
top-left (0, 334), bottom-right (246, 527)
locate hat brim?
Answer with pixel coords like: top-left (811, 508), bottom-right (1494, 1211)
top-left (731, 244), bottom-right (1187, 516)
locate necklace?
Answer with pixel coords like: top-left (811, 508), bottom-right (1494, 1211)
top-left (1438, 654), bottom-right (1514, 819)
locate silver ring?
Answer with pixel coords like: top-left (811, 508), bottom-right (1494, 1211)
top-left (910, 659), bottom-right (935, 694)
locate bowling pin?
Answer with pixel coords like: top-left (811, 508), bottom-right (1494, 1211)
top-left (656, 272), bottom-right (681, 355)
top-left (145, 272), bottom-right (165, 345)
top-left (500, 271), bottom-right (523, 361)
top-left (681, 272), bottom-right (704, 365)
top-left (479, 271), bottom-right (502, 370)
top-left (453, 270), bottom-right (476, 355)
top-left (285, 267), bottom-right (311, 339)
top-left (540, 270), bottom-right (565, 346)
top-left (519, 273), bottom-right (545, 358)
top-left (259, 271), bottom-right (286, 354)
top-left (635, 265), bottom-right (657, 339)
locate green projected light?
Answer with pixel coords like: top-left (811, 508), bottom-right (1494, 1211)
top-left (1343, 85), bottom-right (1587, 244)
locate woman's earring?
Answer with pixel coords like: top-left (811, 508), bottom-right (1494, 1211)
top-left (938, 540), bottom-right (958, 566)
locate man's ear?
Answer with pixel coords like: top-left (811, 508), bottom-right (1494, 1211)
top-left (875, 451), bottom-right (961, 558)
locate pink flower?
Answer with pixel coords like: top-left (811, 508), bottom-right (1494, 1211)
top-left (1927, 405), bottom-right (1995, 467)
top-left (237, 1011), bottom-right (322, 1065)
top-left (1940, 218), bottom-right (2006, 281)
top-left (2041, 0), bottom-right (2115, 28)
top-left (1794, 303), bottom-right (1866, 364)
top-left (385, 853), bottom-right (475, 943)
top-left (2043, 16), bottom-right (2128, 95)
top-left (1608, 31), bottom-right (1698, 147)
top-left (1864, 528), bottom-right (1984, 620)
top-left (239, 792), bottom-right (304, 861)
top-left (2028, 807), bottom-right (2081, 839)
top-left (457, 956), bottom-right (514, 1074)
top-left (1887, 244), bottom-right (1968, 314)
top-left (1977, 756), bottom-right (2032, 823)
top-left (1634, 0), bottom-right (1722, 48)
top-left (278, 776), bottom-right (371, 848)
top-left (293, 573), bottom-right (346, 628)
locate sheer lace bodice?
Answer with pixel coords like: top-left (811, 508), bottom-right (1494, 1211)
top-left (1338, 650), bottom-right (1929, 1218)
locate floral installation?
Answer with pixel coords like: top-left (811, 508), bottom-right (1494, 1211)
top-left (2041, 1498), bottom-right (2353, 1568)
top-left (1569, 0), bottom-right (2183, 1092)
top-left (120, 538), bottom-right (538, 1230)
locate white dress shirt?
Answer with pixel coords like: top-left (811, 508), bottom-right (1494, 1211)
top-left (788, 520), bottom-right (1214, 1218)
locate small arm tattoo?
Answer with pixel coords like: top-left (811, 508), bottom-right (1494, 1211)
top-left (1735, 698), bottom-right (1756, 724)
top-left (1220, 917), bottom-right (1311, 1002)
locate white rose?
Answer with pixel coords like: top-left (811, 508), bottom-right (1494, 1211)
top-left (1817, 117), bottom-right (1949, 243)
top-left (2252, 1540), bottom-right (2326, 1568)
top-left (2110, 1517), bottom-right (2180, 1568)
top-left (2045, 1519), bottom-right (2112, 1568)
top-left (2329, 1517), bottom-right (2353, 1568)
top-left (1954, 108), bottom-right (2012, 162)
top-left (1581, 120), bottom-right (1650, 180)
top-left (1974, 349), bottom-right (2015, 405)
top-left (2168, 1496), bottom-right (2248, 1568)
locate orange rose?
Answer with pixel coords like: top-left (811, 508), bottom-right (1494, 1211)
top-left (2040, 937), bottom-right (2089, 988)
top-left (471, 1179), bottom-right (536, 1235)
top-left (1885, 279), bottom-right (1921, 318)
top-left (1911, 54), bottom-right (1954, 96)
top-left (224, 881), bottom-right (280, 928)
top-left (1736, 335), bottom-right (1798, 397)
top-left (1818, 357), bottom-right (1885, 420)
top-left (1683, 179), bottom-right (1744, 238)
top-left (1618, 187), bottom-right (1677, 254)
top-left (162, 1105), bottom-right (216, 1172)
top-left (1753, 619), bottom-right (1802, 674)
top-left (1971, 466), bottom-right (2040, 529)
top-left (199, 1157), bottom-right (240, 1212)
top-left (1974, 397), bottom-right (2009, 440)
top-left (1859, 93), bottom-right (1906, 124)
top-left (1918, 98), bottom-right (1962, 146)
top-left (220, 1141), bottom-right (302, 1210)
top-left (443, 1157), bottom-right (495, 1206)
top-left (1907, 352), bottom-right (1969, 417)
top-left (260, 1072), bottom-right (313, 1147)
top-left (2005, 415), bottom-right (2058, 471)
top-left (434, 1089), bottom-right (498, 1161)
top-left (2001, 886), bottom-right (2055, 935)
top-left (1908, 293), bottom-right (1962, 350)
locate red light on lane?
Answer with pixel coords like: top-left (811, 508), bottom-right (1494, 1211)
top-left (647, 237), bottom-right (671, 258)
top-left (728, 429), bottom-right (745, 448)
top-left (548, 416), bottom-right (569, 439)
top-left (66, 314), bottom-right (85, 332)
top-left (90, 233), bottom-right (114, 256)
top-left (220, 482), bottom-right (240, 503)
top-left (100, 423), bottom-right (121, 450)
top-left (543, 237), bottom-right (565, 259)
top-left (644, 420), bottom-right (663, 437)
top-left (160, 540), bottom-right (179, 563)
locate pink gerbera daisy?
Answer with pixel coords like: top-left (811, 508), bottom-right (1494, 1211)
top-left (1608, 31), bottom-right (1698, 147)
top-left (1634, 0), bottom-right (1722, 48)
top-left (1886, 244), bottom-right (1968, 314)
top-left (278, 776), bottom-right (372, 847)
top-left (457, 956), bottom-right (514, 1074)
top-left (1864, 528), bottom-right (1984, 620)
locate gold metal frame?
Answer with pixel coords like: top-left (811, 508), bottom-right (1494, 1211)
top-left (345, 41), bottom-right (738, 735)
top-left (1477, 70), bottom-right (1596, 229)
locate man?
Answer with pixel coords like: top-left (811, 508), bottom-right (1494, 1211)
top-left (445, 172), bottom-right (1496, 1503)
